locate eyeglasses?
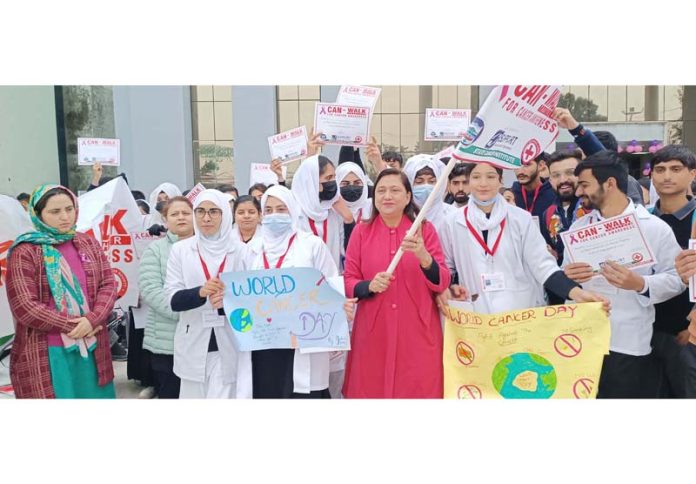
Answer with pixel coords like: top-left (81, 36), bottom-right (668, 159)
top-left (194, 208), bottom-right (223, 219)
top-left (550, 170), bottom-right (576, 180)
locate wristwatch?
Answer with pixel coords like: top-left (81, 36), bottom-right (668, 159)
top-left (569, 124), bottom-right (586, 137)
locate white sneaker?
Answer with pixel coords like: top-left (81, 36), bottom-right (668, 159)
top-left (138, 386), bottom-right (156, 399)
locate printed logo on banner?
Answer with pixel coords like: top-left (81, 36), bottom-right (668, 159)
top-left (461, 117), bottom-right (485, 145)
top-left (521, 139), bottom-right (542, 165)
top-left (484, 130), bottom-right (519, 150)
top-left (112, 268), bottom-right (129, 298)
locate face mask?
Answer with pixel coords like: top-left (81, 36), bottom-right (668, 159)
top-left (470, 193), bottom-right (496, 207)
top-left (412, 184), bottom-right (434, 207)
top-left (155, 200), bottom-right (166, 214)
top-left (319, 181), bottom-right (338, 201)
top-left (340, 185), bottom-right (363, 203)
top-left (262, 213), bottom-right (293, 236)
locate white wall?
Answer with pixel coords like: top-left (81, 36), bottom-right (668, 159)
top-left (113, 86), bottom-right (194, 196)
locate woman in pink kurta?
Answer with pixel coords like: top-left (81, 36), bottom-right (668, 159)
top-left (342, 169), bottom-right (451, 398)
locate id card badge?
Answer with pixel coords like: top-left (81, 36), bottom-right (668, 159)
top-left (481, 273), bottom-right (506, 292)
top-left (202, 310), bottom-right (225, 328)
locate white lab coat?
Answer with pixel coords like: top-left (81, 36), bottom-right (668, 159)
top-left (563, 201), bottom-right (685, 356)
top-left (440, 203), bottom-right (560, 313)
top-left (297, 209), bottom-right (345, 270)
top-left (238, 230), bottom-right (340, 395)
top-left (164, 236), bottom-right (252, 397)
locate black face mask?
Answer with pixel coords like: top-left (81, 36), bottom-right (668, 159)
top-left (319, 181), bottom-right (338, 201)
top-left (155, 200), bottom-right (166, 214)
top-left (340, 185), bottom-right (363, 203)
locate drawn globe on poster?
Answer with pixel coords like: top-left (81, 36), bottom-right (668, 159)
top-left (491, 353), bottom-right (557, 399)
top-left (229, 308), bottom-right (253, 333)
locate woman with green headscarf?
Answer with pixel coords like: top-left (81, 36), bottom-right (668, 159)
top-left (6, 184), bottom-right (118, 398)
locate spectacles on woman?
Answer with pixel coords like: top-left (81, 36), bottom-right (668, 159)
top-left (194, 208), bottom-right (223, 219)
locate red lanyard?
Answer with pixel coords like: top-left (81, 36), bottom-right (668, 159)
top-left (356, 209), bottom-right (363, 224)
top-left (198, 251), bottom-right (227, 280)
top-left (308, 218), bottom-right (328, 243)
top-left (464, 207), bottom-right (506, 257)
top-left (262, 234), bottom-right (297, 269)
top-left (521, 184), bottom-right (542, 213)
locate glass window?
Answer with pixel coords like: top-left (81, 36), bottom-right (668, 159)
top-left (381, 86), bottom-right (400, 114)
top-left (213, 86), bottom-right (232, 102)
top-left (278, 85), bottom-right (299, 100)
top-left (299, 100), bottom-right (315, 133)
top-left (607, 86), bottom-right (627, 122)
top-left (192, 102), bottom-right (215, 140)
top-left (626, 85), bottom-right (646, 122)
top-left (400, 86), bottom-right (420, 113)
top-left (192, 85), bottom-right (213, 102)
top-left (278, 100), bottom-right (299, 133)
top-left (664, 85), bottom-right (682, 121)
top-left (298, 85), bottom-right (320, 100)
top-left (400, 113), bottom-right (421, 153)
top-left (381, 114), bottom-right (401, 151)
top-left (457, 86), bottom-right (472, 109)
top-left (192, 86), bottom-right (235, 185)
top-left (436, 86), bottom-right (458, 109)
top-left (214, 101), bottom-right (233, 140)
top-left (588, 85), bottom-right (609, 121)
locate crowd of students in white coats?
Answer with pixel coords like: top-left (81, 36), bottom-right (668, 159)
top-left (7, 107), bottom-right (696, 399)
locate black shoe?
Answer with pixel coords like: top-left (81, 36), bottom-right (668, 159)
top-left (111, 342), bottom-right (128, 361)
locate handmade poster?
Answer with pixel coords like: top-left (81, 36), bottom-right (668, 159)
top-left (268, 126), bottom-right (308, 164)
top-left (0, 195), bottom-right (33, 345)
top-left (77, 137), bottom-right (120, 166)
top-left (690, 239), bottom-right (696, 303)
top-left (560, 212), bottom-right (655, 273)
top-left (424, 109), bottom-right (471, 141)
top-left (452, 85), bottom-right (561, 170)
top-left (335, 85), bottom-right (381, 110)
top-left (443, 301), bottom-right (610, 399)
top-left (220, 267), bottom-right (350, 352)
top-left (77, 177), bottom-right (144, 308)
top-left (314, 103), bottom-right (371, 147)
top-left (250, 163), bottom-right (287, 187)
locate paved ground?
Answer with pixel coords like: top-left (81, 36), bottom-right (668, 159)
top-left (113, 360), bottom-right (147, 399)
top-left (0, 358), bottom-right (150, 399)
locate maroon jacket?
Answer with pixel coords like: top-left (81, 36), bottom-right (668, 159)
top-left (6, 232), bottom-right (117, 398)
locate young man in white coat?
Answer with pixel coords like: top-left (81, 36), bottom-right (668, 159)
top-left (563, 151), bottom-right (685, 398)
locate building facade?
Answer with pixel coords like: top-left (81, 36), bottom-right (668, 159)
top-left (0, 85), bottom-right (689, 198)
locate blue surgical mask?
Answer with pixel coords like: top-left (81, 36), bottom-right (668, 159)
top-left (412, 184), bottom-right (434, 207)
top-left (470, 193), bottom-right (497, 207)
top-left (262, 213), bottom-right (293, 236)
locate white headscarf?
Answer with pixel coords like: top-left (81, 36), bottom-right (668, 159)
top-left (403, 154), bottom-right (449, 228)
top-left (291, 154), bottom-right (339, 222)
top-left (463, 193), bottom-right (509, 232)
top-left (193, 189), bottom-right (234, 267)
top-left (146, 182), bottom-right (182, 226)
top-left (260, 185), bottom-right (301, 263)
top-left (336, 162), bottom-right (372, 217)
top-left (148, 182), bottom-right (182, 210)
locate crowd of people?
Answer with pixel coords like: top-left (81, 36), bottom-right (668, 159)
top-left (5, 107), bottom-right (696, 399)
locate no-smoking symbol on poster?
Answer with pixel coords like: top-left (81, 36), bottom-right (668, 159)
top-left (112, 268), bottom-right (128, 299)
top-left (573, 378), bottom-right (594, 399)
top-left (457, 384), bottom-right (482, 399)
top-left (455, 341), bottom-right (475, 366)
top-left (553, 333), bottom-right (582, 358)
